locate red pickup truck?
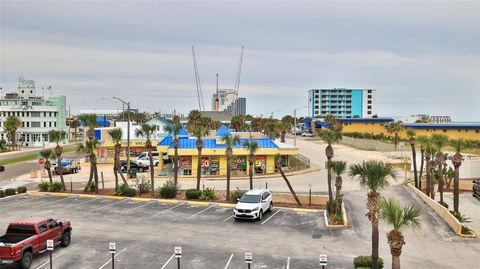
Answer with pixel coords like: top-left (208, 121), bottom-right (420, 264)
top-left (0, 217), bottom-right (72, 269)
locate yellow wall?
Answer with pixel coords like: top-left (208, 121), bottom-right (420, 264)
top-left (342, 122), bottom-right (389, 134)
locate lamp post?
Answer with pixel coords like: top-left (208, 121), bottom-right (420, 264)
top-left (113, 96), bottom-right (131, 174)
top-left (293, 106), bottom-right (307, 147)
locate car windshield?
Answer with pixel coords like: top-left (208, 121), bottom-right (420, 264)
top-left (239, 194), bottom-right (261, 203)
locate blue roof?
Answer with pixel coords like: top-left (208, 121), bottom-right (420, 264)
top-left (339, 118), bottom-right (394, 123)
top-left (314, 121), bottom-right (331, 129)
top-left (158, 137), bottom-right (278, 149)
top-left (404, 123), bottom-right (480, 130)
top-left (179, 128), bottom-right (189, 136)
top-left (216, 124), bottom-right (231, 137)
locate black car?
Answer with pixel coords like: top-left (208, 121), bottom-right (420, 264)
top-left (120, 161), bottom-right (147, 173)
top-left (473, 179), bottom-right (480, 199)
top-left (0, 165), bottom-right (5, 172)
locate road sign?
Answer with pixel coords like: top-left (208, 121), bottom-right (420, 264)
top-left (245, 252), bottom-right (253, 264)
top-left (47, 239), bottom-right (54, 251)
top-left (109, 242), bottom-right (116, 254)
top-left (175, 246), bottom-right (182, 258)
top-left (319, 254), bottom-right (328, 266)
top-left (399, 142), bottom-right (405, 149)
top-left (38, 158), bottom-right (45, 165)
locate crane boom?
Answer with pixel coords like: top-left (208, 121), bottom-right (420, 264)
top-left (234, 46), bottom-right (244, 98)
top-left (192, 46), bottom-right (205, 111)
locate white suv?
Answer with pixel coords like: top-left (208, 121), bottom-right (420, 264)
top-left (233, 189), bottom-right (273, 221)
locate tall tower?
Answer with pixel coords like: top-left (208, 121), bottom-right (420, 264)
top-left (17, 76), bottom-right (36, 98)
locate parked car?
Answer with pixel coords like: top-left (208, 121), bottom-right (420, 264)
top-left (52, 159), bottom-right (80, 174)
top-left (473, 179), bottom-right (480, 199)
top-left (135, 157), bottom-right (159, 168)
top-left (0, 165), bottom-right (4, 172)
top-left (301, 132), bottom-right (314, 137)
top-left (233, 189), bottom-right (273, 221)
top-left (0, 217), bottom-right (72, 269)
top-left (120, 161), bottom-right (146, 173)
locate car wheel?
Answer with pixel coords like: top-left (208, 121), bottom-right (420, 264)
top-left (20, 251), bottom-right (32, 269)
top-left (138, 167), bottom-right (144, 173)
top-left (269, 202), bottom-right (273, 212)
top-left (258, 210), bottom-right (263, 221)
top-left (60, 231), bottom-right (71, 247)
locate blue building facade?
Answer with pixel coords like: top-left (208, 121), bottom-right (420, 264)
top-left (308, 88), bottom-right (376, 118)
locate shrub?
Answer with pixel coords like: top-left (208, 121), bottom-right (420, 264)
top-left (353, 256), bottom-right (384, 269)
top-left (17, 186), bottom-right (27, 194)
top-left (85, 181), bottom-right (97, 193)
top-left (5, 188), bottom-right (16, 196)
top-left (0, 190), bottom-right (5, 198)
top-left (38, 181), bottom-right (50, 191)
top-left (48, 182), bottom-right (63, 192)
top-left (115, 184), bottom-right (136, 197)
top-left (231, 188), bottom-right (246, 202)
top-left (158, 180), bottom-right (177, 199)
top-left (185, 189), bottom-right (202, 200)
top-left (135, 175), bottom-right (150, 194)
top-left (200, 187), bottom-right (216, 200)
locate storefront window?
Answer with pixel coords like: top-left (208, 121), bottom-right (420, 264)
top-left (254, 156), bottom-right (266, 174)
top-left (232, 156), bottom-right (247, 174)
top-left (201, 157), bottom-right (220, 176)
top-left (179, 156), bottom-right (192, 176)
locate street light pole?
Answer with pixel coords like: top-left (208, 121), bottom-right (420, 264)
top-left (113, 96), bottom-right (131, 175)
top-left (293, 106), bottom-right (307, 147)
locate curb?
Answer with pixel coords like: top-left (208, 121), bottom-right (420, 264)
top-left (0, 193), bottom-right (27, 200)
top-left (26, 191), bottom-right (323, 213)
top-left (325, 202), bottom-right (349, 229)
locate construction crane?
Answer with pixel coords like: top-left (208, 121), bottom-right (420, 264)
top-left (233, 46), bottom-right (245, 114)
top-left (192, 46), bottom-right (205, 111)
top-left (215, 74), bottom-right (219, 111)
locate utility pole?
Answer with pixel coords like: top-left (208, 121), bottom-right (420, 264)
top-left (113, 96), bottom-right (131, 175)
top-left (293, 106), bottom-right (307, 146)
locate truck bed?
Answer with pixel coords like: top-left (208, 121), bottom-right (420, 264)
top-left (0, 234), bottom-right (33, 245)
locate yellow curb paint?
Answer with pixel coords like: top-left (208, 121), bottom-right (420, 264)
top-left (187, 201), bottom-right (210, 206)
top-left (29, 193), bottom-right (46, 197)
top-left (49, 193), bottom-right (70, 197)
top-left (217, 203), bottom-right (236, 208)
top-left (158, 199), bottom-right (179, 204)
top-left (79, 194), bottom-right (97, 199)
top-left (104, 196), bottom-right (125, 200)
top-left (292, 208), bottom-right (320, 213)
top-left (131, 198), bottom-right (152, 202)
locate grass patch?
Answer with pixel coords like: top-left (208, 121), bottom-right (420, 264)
top-left (0, 144), bottom-right (77, 165)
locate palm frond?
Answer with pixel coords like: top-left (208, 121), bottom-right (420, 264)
top-left (330, 160), bottom-right (347, 176)
top-left (348, 160), bottom-right (397, 192)
top-left (380, 198), bottom-right (421, 230)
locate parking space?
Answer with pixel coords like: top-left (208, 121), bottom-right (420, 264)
top-left (0, 194), bottom-right (333, 269)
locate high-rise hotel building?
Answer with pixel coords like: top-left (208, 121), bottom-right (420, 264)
top-left (308, 88), bottom-right (376, 118)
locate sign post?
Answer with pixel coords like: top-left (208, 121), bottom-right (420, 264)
top-left (109, 242), bottom-right (116, 269)
top-left (319, 254), bottom-right (328, 269)
top-left (175, 247), bottom-right (182, 269)
top-left (245, 251), bottom-right (253, 269)
top-left (47, 239), bottom-right (54, 269)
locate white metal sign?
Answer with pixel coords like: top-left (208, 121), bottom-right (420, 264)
top-left (399, 142), bottom-right (405, 149)
top-left (46, 239), bottom-right (54, 251)
top-left (245, 252), bottom-right (253, 264)
top-left (175, 246), bottom-right (182, 258)
top-left (109, 242), bottom-right (116, 254)
top-left (319, 254), bottom-right (328, 265)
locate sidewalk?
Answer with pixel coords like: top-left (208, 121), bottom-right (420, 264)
top-left (0, 142), bottom-right (77, 161)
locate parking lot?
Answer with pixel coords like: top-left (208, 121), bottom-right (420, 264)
top-left (0, 194), bottom-right (342, 269)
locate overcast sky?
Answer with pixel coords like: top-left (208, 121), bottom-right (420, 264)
top-left (1, 1), bottom-right (479, 120)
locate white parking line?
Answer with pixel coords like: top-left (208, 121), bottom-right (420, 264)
top-left (98, 248), bottom-right (127, 269)
top-left (32, 196), bottom-right (72, 208)
top-left (89, 200), bottom-right (125, 213)
top-left (223, 215), bottom-right (235, 222)
top-left (34, 244), bottom-right (79, 269)
top-left (64, 197), bottom-right (99, 208)
top-left (120, 201), bottom-right (155, 214)
top-left (189, 205), bottom-right (215, 218)
top-left (152, 202), bottom-right (184, 217)
top-left (224, 253), bottom-right (234, 269)
top-left (13, 196), bottom-right (45, 206)
top-left (286, 256), bottom-right (290, 269)
top-left (160, 253), bottom-right (175, 269)
top-left (261, 209), bottom-right (282, 225)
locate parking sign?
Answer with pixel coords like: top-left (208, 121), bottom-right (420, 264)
top-left (109, 242), bottom-right (116, 254)
top-left (175, 246), bottom-right (182, 258)
top-left (319, 254), bottom-right (328, 266)
top-left (245, 252), bottom-right (253, 264)
top-left (46, 239), bottom-right (54, 251)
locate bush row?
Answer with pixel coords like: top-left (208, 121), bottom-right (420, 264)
top-left (0, 187), bottom-right (27, 198)
top-left (353, 256), bottom-right (384, 269)
top-left (38, 181), bottom-right (63, 192)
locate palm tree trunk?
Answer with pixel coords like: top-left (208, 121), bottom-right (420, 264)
top-left (425, 160), bottom-right (431, 197)
top-left (439, 179), bottom-right (444, 205)
top-left (279, 166), bottom-right (301, 206)
top-left (174, 147), bottom-right (179, 186)
top-left (149, 149), bottom-right (154, 193)
top-left (453, 165), bottom-right (460, 213)
top-left (327, 157), bottom-right (334, 213)
top-left (113, 157), bottom-right (119, 189)
top-left (196, 149), bottom-right (202, 190)
top-left (335, 176), bottom-right (342, 200)
top-left (117, 160), bottom-right (128, 185)
top-left (419, 150), bottom-right (424, 191)
top-left (226, 157), bottom-right (231, 201)
top-left (93, 163), bottom-right (99, 194)
top-left (412, 145), bottom-right (418, 189)
top-left (249, 161), bottom-right (253, 190)
top-left (392, 255), bottom-right (401, 269)
top-left (47, 168), bottom-right (53, 184)
top-left (394, 133), bottom-right (398, 150)
top-left (57, 156), bottom-right (66, 191)
top-left (367, 192), bottom-right (380, 269)
top-left (372, 219), bottom-right (379, 269)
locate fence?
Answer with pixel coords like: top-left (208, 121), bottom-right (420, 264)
top-left (339, 136), bottom-right (400, 152)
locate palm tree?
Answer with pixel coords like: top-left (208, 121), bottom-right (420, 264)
top-left (49, 130), bottom-right (66, 191)
top-left (331, 160), bottom-right (347, 200)
top-left (417, 135), bottom-right (430, 191)
top-left (230, 115), bottom-right (245, 132)
top-left (3, 115), bottom-right (22, 150)
top-left (108, 128), bottom-right (128, 188)
top-left (385, 121), bottom-right (404, 150)
top-left (68, 119), bottom-right (81, 142)
top-left (451, 139), bottom-right (471, 213)
top-left (406, 129), bottom-right (419, 189)
top-left (431, 134), bottom-right (448, 203)
top-left (379, 198), bottom-right (421, 269)
top-left (135, 123), bottom-right (157, 193)
top-left (319, 130), bottom-right (342, 213)
top-left (192, 127), bottom-right (206, 191)
top-left (164, 123), bottom-right (181, 186)
top-left (276, 122), bottom-right (290, 143)
top-left (223, 134), bottom-right (240, 201)
top-left (77, 138), bottom-right (99, 192)
top-left (39, 149), bottom-right (54, 184)
top-left (275, 154), bottom-right (301, 206)
top-left (425, 142), bottom-right (437, 199)
top-left (243, 140), bottom-right (259, 190)
top-left (349, 160), bottom-right (398, 269)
